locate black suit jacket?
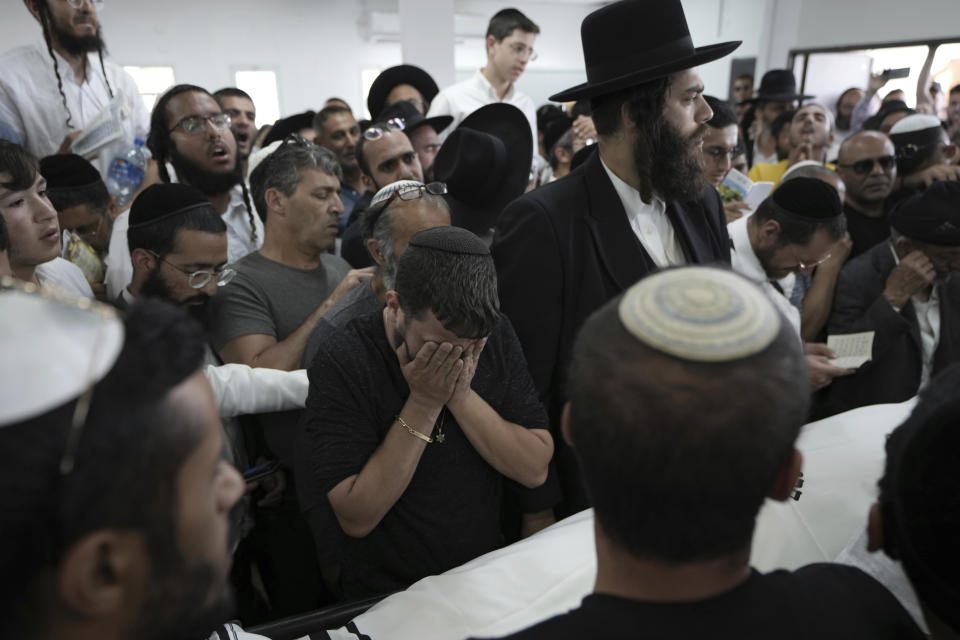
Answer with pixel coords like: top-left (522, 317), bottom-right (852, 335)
top-left (491, 151), bottom-right (730, 513)
top-left (821, 241), bottom-right (960, 416)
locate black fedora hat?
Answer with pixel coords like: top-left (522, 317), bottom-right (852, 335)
top-left (433, 104), bottom-right (532, 235)
top-left (367, 65), bottom-right (439, 120)
top-left (740, 69), bottom-right (814, 105)
top-left (375, 99), bottom-right (453, 137)
top-left (550, 0), bottom-right (740, 103)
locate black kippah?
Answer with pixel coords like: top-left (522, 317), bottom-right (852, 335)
top-left (408, 226), bottom-right (489, 255)
top-left (771, 177), bottom-right (843, 219)
top-left (891, 181), bottom-right (960, 245)
top-left (39, 154), bottom-right (102, 191)
top-left (129, 183), bottom-right (214, 229)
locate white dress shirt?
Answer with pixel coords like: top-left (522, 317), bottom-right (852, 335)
top-left (728, 214), bottom-right (802, 335)
top-left (427, 69), bottom-right (538, 161)
top-left (0, 44), bottom-right (149, 177)
top-left (35, 257), bottom-right (94, 299)
top-left (600, 157), bottom-right (686, 268)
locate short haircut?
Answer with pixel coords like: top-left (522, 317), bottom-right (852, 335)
top-left (835, 87), bottom-right (862, 109)
top-left (0, 140), bottom-right (38, 193)
top-left (567, 285), bottom-right (808, 562)
top-left (212, 87), bottom-right (252, 105)
top-left (753, 191), bottom-right (847, 245)
top-left (127, 200), bottom-right (226, 258)
top-left (549, 127), bottom-right (575, 170)
top-left (878, 364), bottom-right (960, 631)
top-left (794, 102), bottom-right (835, 136)
top-left (0, 300), bottom-right (207, 638)
top-left (356, 121), bottom-right (403, 178)
top-left (394, 238), bottom-right (500, 339)
top-left (486, 8), bottom-right (539, 40)
top-left (45, 179), bottom-right (110, 217)
top-left (951, 84), bottom-right (960, 96)
top-left (364, 194), bottom-right (450, 289)
top-left (249, 140), bottom-right (342, 220)
top-left (705, 95), bottom-right (738, 129)
top-left (312, 105), bottom-right (352, 138)
top-left (736, 73), bottom-right (753, 83)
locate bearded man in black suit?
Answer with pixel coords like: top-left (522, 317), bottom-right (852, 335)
top-left (492, 0), bottom-right (741, 516)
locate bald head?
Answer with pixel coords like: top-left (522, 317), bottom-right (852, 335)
top-left (836, 131), bottom-right (897, 209)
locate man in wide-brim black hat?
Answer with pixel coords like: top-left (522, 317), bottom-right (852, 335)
top-left (491, 0), bottom-right (740, 517)
top-left (741, 69), bottom-right (814, 166)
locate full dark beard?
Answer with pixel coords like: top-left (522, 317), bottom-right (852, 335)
top-left (140, 268), bottom-right (213, 329)
top-left (51, 19), bottom-right (106, 58)
top-left (170, 146), bottom-right (241, 197)
top-left (637, 120), bottom-right (709, 203)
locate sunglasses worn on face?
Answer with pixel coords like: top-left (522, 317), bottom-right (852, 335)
top-left (837, 155), bottom-right (896, 175)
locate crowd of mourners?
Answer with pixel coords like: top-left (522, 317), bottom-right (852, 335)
top-left (2, 0), bottom-right (960, 638)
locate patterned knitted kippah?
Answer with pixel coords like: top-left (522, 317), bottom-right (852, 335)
top-left (618, 267), bottom-right (780, 361)
top-left (407, 226), bottom-right (489, 256)
top-left (771, 176), bottom-right (843, 219)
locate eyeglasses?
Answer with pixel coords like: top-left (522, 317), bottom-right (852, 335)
top-left (169, 113), bottom-right (232, 135)
top-left (836, 155), bottom-right (896, 175)
top-left (363, 118), bottom-right (405, 141)
top-left (65, 0), bottom-right (103, 9)
top-left (704, 145), bottom-right (742, 161)
top-left (508, 42), bottom-right (538, 61)
top-left (149, 252), bottom-right (237, 289)
top-left (789, 246), bottom-right (832, 272)
top-left (376, 182), bottom-right (448, 211)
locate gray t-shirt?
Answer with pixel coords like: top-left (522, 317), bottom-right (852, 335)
top-left (301, 279), bottom-right (381, 369)
top-left (211, 251), bottom-right (351, 351)
top-left (210, 250), bottom-right (350, 467)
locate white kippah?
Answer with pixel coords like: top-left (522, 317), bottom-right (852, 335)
top-left (781, 160), bottom-right (826, 181)
top-left (0, 284), bottom-right (124, 426)
top-left (618, 267), bottom-right (781, 362)
top-left (247, 140), bottom-right (283, 178)
top-left (889, 114), bottom-right (943, 136)
top-left (371, 180), bottom-right (425, 208)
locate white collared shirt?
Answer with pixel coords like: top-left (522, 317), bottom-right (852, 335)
top-left (222, 184), bottom-right (264, 264)
top-left (427, 69), bottom-right (538, 160)
top-left (599, 157), bottom-right (686, 269)
top-left (0, 43), bottom-right (149, 177)
top-left (35, 257), bottom-right (94, 299)
top-left (728, 215), bottom-right (802, 335)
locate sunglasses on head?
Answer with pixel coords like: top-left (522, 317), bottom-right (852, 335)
top-left (837, 155), bottom-right (896, 175)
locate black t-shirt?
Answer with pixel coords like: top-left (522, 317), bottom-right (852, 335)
top-left (483, 565), bottom-right (923, 640)
top-left (297, 311), bottom-right (549, 598)
top-left (844, 202), bottom-right (891, 261)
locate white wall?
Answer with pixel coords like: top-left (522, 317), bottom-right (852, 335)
top-left (0, 0), bottom-right (955, 121)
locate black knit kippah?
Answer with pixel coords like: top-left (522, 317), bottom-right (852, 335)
top-left (771, 176), bottom-right (843, 219)
top-left (39, 153), bottom-right (102, 191)
top-left (129, 183), bottom-right (214, 229)
top-left (407, 226), bottom-right (489, 255)
top-left (891, 181), bottom-right (960, 245)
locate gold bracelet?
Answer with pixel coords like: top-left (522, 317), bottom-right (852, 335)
top-left (395, 414), bottom-right (432, 444)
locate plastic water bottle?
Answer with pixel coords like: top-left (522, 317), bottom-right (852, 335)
top-left (105, 138), bottom-right (148, 208)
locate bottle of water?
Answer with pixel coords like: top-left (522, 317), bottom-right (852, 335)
top-left (105, 138), bottom-right (148, 209)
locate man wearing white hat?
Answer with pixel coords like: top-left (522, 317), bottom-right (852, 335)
top-left (0, 291), bottom-right (246, 639)
top-left (480, 267), bottom-right (923, 639)
top-left (492, 0), bottom-right (738, 515)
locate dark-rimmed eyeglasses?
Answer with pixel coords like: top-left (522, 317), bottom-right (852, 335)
top-left (65, 0), bottom-right (103, 9)
top-left (169, 113), bottom-right (232, 135)
top-left (836, 155), bottom-right (896, 175)
top-left (363, 118), bottom-right (405, 141)
top-left (377, 182), bottom-right (448, 211)
top-left (704, 145), bottom-right (742, 161)
top-left (149, 252), bottom-right (237, 289)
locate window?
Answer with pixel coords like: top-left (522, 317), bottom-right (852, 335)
top-left (791, 41), bottom-right (960, 120)
top-left (123, 65), bottom-right (175, 113)
top-left (235, 70), bottom-right (280, 128)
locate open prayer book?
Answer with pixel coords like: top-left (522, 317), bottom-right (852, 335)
top-left (827, 331), bottom-right (875, 369)
top-left (720, 169), bottom-right (774, 214)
